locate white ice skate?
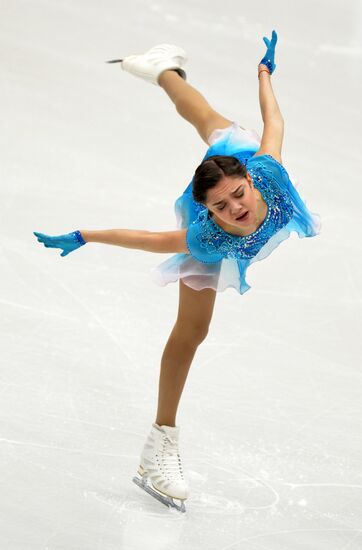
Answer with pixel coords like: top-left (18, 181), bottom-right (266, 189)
top-left (132, 423), bottom-right (189, 513)
top-left (108, 43), bottom-right (187, 86)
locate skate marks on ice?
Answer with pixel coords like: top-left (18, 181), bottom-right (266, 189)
top-left (187, 453), bottom-right (362, 548)
top-left (187, 462), bottom-right (279, 515)
top-left (86, 486), bottom-right (186, 517)
top-left (87, 461), bottom-right (279, 518)
top-left (86, 488), bottom-right (186, 550)
top-left (189, 453), bottom-right (362, 512)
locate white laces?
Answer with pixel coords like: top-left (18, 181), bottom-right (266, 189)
top-left (160, 434), bottom-right (184, 480)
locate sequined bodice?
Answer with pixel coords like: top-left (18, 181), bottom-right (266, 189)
top-left (189, 155), bottom-right (294, 260)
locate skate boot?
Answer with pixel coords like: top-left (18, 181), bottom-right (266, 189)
top-left (132, 422), bottom-right (189, 513)
top-left (120, 43), bottom-right (187, 86)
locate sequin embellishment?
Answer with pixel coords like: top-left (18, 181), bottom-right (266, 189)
top-left (189, 159), bottom-right (294, 260)
top-left (73, 230), bottom-right (86, 246)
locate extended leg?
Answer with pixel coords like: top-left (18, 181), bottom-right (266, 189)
top-left (158, 70), bottom-right (234, 144)
top-left (155, 279), bottom-right (218, 427)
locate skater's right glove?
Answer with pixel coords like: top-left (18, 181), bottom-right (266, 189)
top-left (33, 230), bottom-right (86, 257)
top-left (259, 30), bottom-right (278, 74)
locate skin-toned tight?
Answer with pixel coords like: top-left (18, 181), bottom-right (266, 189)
top-left (155, 70), bottom-right (232, 426)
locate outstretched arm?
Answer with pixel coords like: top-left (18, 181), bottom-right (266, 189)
top-left (253, 67), bottom-right (284, 164)
top-left (81, 228), bottom-right (189, 254)
top-left (34, 228), bottom-right (189, 256)
top-left (254, 30), bottom-right (284, 164)
top-left (257, 64), bottom-right (284, 122)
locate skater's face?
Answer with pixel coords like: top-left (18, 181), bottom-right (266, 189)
top-left (205, 173), bottom-right (263, 233)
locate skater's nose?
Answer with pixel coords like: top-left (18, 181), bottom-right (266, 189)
top-left (230, 198), bottom-right (244, 214)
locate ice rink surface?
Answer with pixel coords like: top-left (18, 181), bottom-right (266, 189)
top-left (1, 0), bottom-right (362, 548)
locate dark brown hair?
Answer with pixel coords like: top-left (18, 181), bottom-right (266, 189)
top-left (192, 155), bottom-right (247, 206)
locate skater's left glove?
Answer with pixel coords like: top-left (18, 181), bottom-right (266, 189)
top-left (259, 29), bottom-right (278, 74)
top-left (33, 230), bottom-right (86, 257)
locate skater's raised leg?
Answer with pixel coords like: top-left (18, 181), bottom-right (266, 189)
top-left (158, 70), bottom-right (233, 144)
top-left (120, 43), bottom-right (236, 144)
top-left (155, 279), bottom-right (217, 427)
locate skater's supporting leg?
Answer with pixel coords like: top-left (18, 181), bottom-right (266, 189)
top-left (158, 70), bottom-right (234, 144)
top-left (155, 279), bottom-right (217, 427)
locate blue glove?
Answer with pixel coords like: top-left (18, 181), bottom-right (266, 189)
top-left (259, 30), bottom-right (278, 74)
top-left (33, 230), bottom-right (86, 257)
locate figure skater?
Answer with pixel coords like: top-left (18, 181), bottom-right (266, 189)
top-left (33, 31), bottom-right (321, 513)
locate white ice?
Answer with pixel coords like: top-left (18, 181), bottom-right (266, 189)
top-left (1, 1), bottom-right (362, 548)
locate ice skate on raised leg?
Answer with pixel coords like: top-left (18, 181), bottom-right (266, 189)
top-left (116, 43), bottom-right (187, 85)
top-left (132, 423), bottom-right (189, 513)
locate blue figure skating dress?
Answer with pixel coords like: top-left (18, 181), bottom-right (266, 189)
top-left (150, 121), bottom-right (321, 294)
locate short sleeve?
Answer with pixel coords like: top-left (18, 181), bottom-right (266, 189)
top-left (186, 218), bottom-right (224, 264)
top-left (247, 154), bottom-right (321, 238)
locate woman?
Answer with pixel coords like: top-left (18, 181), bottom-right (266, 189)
top-left (33, 31), bottom-right (321, 513)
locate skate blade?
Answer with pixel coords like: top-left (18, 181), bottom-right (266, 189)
top-left (106, 59), bottom-right (123, 64)
top-left (132, 470), bottom-right (186, 513)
